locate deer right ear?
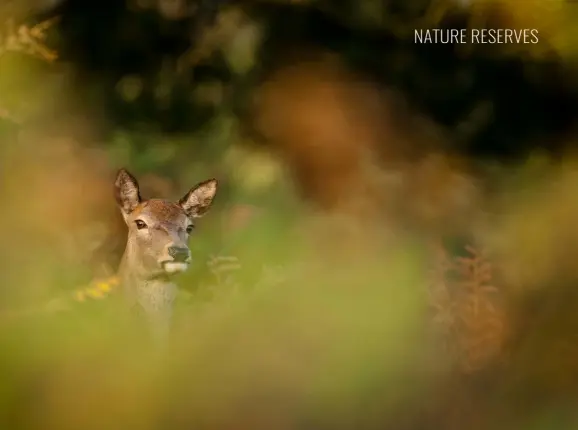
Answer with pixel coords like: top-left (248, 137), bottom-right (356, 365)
top-left (179, 178), bottom-right (218, 218)
top-left (114, 168), bottom-right (141, 216)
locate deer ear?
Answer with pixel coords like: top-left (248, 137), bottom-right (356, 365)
top-left (114, 168), bottom-right (141, 216)
top-left (179, 179), bottom-right (218, 218)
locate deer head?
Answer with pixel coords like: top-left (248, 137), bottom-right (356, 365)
top-left (114, 168), bottom-right (218, 280)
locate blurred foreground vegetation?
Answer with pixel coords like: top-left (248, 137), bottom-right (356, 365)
top-left (0, 0), bottom-right (578, 429)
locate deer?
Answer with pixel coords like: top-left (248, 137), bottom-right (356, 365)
top-left (114, 168), bottom-right (218, 345)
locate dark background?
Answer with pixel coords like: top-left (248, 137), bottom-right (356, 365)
top-left (38, 0), bottom-right (578, 161)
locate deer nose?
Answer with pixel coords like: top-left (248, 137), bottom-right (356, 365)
top-left (168, 246), bottom-right (190, 263)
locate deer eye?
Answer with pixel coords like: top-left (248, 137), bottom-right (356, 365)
top-left (185, 225), bottom-right (194, 234)
top-left (135, 220), bottom-right (148, 230)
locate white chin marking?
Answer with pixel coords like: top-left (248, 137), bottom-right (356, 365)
top-left (163, 262), bottom-right (189, 274)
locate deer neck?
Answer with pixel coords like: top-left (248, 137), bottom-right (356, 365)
top-left (118, 244), bottom-right (178, 345)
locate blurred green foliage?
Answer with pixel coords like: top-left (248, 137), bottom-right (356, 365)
top-left (0, 1), bottom-right (577, 430)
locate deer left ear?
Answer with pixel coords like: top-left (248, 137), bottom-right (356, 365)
top-left (114, 168), bottom-right (142, 216)
top-left (179, 179), bottom-right (218, 218)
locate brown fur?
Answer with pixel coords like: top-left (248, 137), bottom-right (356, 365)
top-left (132, 199), bottom-right (187, 220)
